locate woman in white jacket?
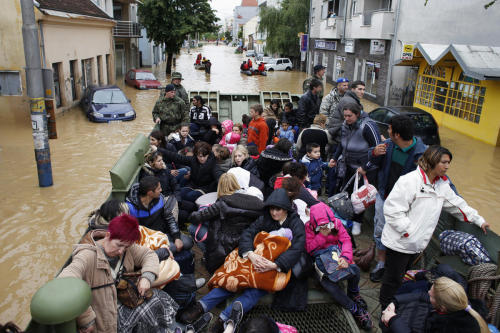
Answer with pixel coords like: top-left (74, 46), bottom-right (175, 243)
top-left (379, 145), bottom-right (489, 308)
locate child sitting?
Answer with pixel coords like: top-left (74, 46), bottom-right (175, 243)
top-left (219, 123), bottom-right (242, 153)
top-left (300, 143), bottom-right (335, 195)
top-left (305, 202), bottom-right (372, 330)
top-left (276, 119), bottom-right (295, 144)
top-left (169, 123), bottom-right (195, 151)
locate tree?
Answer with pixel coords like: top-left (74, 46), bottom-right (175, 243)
top-left (259, 0), bottom-right (309, 61)
top-left (224, 30), bottom-right (232, 42)
top-left (138, 0), bottom-right (218, 74)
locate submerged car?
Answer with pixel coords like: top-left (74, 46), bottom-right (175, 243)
top-left (368, 106), bottom-right (440, 145)
top-left (80, 85), bottom-right (136, 122)
top-left (125, 69), bottom-right (161, 89)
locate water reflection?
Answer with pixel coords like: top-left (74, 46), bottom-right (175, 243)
top-left (0, 44), bottom-right (498, 327)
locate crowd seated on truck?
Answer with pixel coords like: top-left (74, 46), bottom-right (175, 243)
top-left (46, 71), bottom-right (498, 333)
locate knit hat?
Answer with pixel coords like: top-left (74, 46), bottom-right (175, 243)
top-left (171, 72), bottom-right (183, 80)
top-left (164, 84), bottom-right (175, 92)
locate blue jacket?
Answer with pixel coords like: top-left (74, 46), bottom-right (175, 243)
top-left (368, 137), bottom-right (427, 198)
top-left (278, 126), bottom-right (295, 143)
top-left (300, 155), bottom-right (329, 191)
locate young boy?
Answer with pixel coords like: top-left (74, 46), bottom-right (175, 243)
top-left (300, 143), bottom-right (335, 195)
top-left (247, 104), bottom-right (269, 153)
top-left (276, 119), bottom-right (295, 143)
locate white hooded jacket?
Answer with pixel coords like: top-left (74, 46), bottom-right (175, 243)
top-left (381, 166), bottom-right (485, 254)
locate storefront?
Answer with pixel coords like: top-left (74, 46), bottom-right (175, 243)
top-left (398, 43), bottom-right (500, 146)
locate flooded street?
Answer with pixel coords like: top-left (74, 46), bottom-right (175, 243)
top-left (0, 44), bottom-right (499, 327)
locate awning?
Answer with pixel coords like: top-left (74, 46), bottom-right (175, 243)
top-left (396, 43), bottom-right (500, 80)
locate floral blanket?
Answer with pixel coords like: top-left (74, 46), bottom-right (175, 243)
top-left (208, 232), bottom-right (291, 292)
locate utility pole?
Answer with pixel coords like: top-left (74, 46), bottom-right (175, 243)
top-left (20, 0), bottom-right (53, 187)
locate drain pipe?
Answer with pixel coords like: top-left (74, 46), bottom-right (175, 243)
top-left (383, 0), bottom-right (401, 106)
top-left (341, 0), bottom-right (348, 43)
top-left (306, 0), bottom-right (312, 75)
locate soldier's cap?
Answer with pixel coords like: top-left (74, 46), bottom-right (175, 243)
top-left (171, 72), bottom-right (183, 80)
top-left (336, 77), bottom-right (349, 83)
top-left (313, 64), bottom-right (326, 72)
top-left (164, 84), bottom-right (176, 92)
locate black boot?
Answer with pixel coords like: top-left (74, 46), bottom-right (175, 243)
top-left (207, 317), bottom-right (225, 333)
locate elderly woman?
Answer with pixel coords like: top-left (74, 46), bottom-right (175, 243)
top-left (59, 214), bottom-right (177, 333)
top-left (188, 173), bottom-right (264, 273)
top-left (379, 146), bottom-right (489, 309)
top-left (180, 188), bottom-right (305, 333)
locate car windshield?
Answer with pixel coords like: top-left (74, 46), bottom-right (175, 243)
top-left (93, 89), bottom-right (128, 104)
top-left (135, 72), bottom-right (156, 80)
top-left (409, 114), bottom-right (436, 130)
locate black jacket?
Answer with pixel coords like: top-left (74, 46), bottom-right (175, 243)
top-left (279, 109), bottom-right (298, 127)
top-left (189, 192), bottom-right (264, 273)
top-left (385, 292), bottom-right (480, 333)
top-left (257, 148), bottom-right (293, 185)
top-left (202, 118), bottom-right (222, 145)
top-left (160, 150), bottom-right (223, 193)
top-left (139, 164), bottom-right (181, 203)
top-left (126, 183), bottom-right (180, 239)
top-left (233, 157), bottom-right (260, 178)
top-left (238, 189), bottom-right (305, 272)
top-left (297, 90), bottom-right (321, 128)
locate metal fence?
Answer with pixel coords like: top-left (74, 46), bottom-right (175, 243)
top-left (113, 21), bottom-right (141, 38)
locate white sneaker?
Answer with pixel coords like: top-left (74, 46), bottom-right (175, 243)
top-left (352, 222), bottom-right (362, 236)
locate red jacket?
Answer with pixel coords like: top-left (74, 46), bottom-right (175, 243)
top-left (248, 117), bottom-right (269, 153)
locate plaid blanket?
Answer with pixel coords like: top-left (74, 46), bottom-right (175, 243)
top-left (118, 289), bottom-right (178, 333)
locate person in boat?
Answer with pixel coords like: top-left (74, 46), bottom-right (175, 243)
top-left (171, 72), bottom-right (189, 108)
top-left (195, 53), bottom-right (202, 65)
top-left (381, 277), bottom-right (488, 333)
top-left (152, 84), bottom-right (189, 138)
top-left (126, 176), bottom-right (192, 253)
top-left (188, 172), bottom-right (264, 273)
top-left (247, 58), bottom-right (253, 68)
top-left (379, 145), bottom-right (490, 310)
top-left (160, 141), bottom-right (224, 203)
top-left (257, 62), bottom-right (265, 73)
top-left (189, 95), bottom-right (212, 141)
top-left (59, 214), bottom-right (177, 333)
top-left (205, 59), bottom-right (212, 74)
top-left (180, 188), bottom-right (305, 333)
top-left (240, 61), bottom-right (249, 71)
top-left (231, 145), bottom-right (260, 177)
top-left (366, 115), bottom-right (427, 283)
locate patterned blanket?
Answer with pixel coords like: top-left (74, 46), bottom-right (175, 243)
top-left (208, 232), bottom-right (291, 293)
top-left (137, 226), bottom-right (180, 288)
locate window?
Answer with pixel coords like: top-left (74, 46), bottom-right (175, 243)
top-left (277, 59), bottom-right (283, 64)
top-left (106, 54), bottom-right (111, 84)
top-left (351, 0), bottom-right (358, 16)
top-left (311, 7), bottom-right (315, 24)
top-left (52, 62), bottom-right (62, 107)
top-left (415, 67), bottom-right (486, 124)
top-left (93, 89), bottom-right (128, 104)
top-left (370, 108), bottom-right (387, 122)
top-left (70, 60), bottom-right (77, 101)
top-left (0, 71), bottom-right (22, 96)
top-left (364, 61), bottom-right (381, 96)
top-left (97, 55), bottom-right (103, 85)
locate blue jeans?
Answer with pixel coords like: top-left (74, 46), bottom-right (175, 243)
top-left (175, 167), bottom-right (190, 187)
top-left (188, 223), bottom-right (208, 253)
top-left (199, 287), bottom-right (267, 320)
top-left (180, 187), bottom-right (203, 202)
top-left (318, 264), bottom-right (361, 310)
top-left (373, 193), bottom-right (387, 251)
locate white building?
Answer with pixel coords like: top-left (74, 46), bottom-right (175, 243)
top-left (232, 0), bottom-right (259, 43)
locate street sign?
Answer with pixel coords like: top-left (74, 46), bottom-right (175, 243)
top-left (401, 43), bottom-right (415, 60)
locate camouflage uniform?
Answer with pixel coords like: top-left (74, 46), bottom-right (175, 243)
top-left (302, 74), bottom-right (324, 100)
top-left (152, 95), bottom-right (189, 137)
top-left (320, 87), bottom-right (344, 130)
top-left (171, 72), bottom-right (189, 111)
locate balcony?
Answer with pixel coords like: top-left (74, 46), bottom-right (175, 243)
top-left (348, 10), bottom-right (394, 40)
top-left (312, 17), bottom-right (342, 40)
top-left (113, 21), bottom-right (141, 38)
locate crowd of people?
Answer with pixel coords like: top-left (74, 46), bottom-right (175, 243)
top-left (58, 69), bottom-right (493, 333)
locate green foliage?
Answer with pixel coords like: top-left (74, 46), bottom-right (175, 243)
top-left (224, 30), bottom-right (232, 42)
top-left (258, 0), bottom-right (309, 58)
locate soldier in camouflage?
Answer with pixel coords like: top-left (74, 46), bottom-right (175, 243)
top-left (152, 84), bottom-right (189, 137)
top-left (171, 72), bottom-right (189, 109)
top-left (302, 64), bottom-right (326, 100)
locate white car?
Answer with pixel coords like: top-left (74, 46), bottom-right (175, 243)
top-left (264, 58), bottom-right (293, 71)
top-left (245, 50), bottom-right (256, 57)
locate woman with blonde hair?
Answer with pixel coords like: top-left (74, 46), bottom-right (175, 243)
top-left (231, 145), bottom-right (260, 177)
top-left (188, 173), bottom-right (264, 273)
top-left (381, 276), bottom-right (488, 332)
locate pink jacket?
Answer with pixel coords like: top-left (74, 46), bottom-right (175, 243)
top-left (305, 202), bottom-right (353, 263)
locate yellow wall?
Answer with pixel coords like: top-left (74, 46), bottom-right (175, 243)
top-left (0, 0), bottom-right (30, 131)
top-left (414, 58), bottom-right (500, 146)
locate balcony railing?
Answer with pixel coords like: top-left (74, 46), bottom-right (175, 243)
top-left (362, 8), bottom-right (391, 25)
top-left (113, 21), bottom-right (141, 38)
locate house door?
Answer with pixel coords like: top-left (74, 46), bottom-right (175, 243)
top-left (70, 60), bottom-right (77, 100)
top-left (52, 63), bottom-right (62, 107)
top-left (364, 61), bottom-right (380, 96)
top-left (115, 48), bottom-right (125, 77)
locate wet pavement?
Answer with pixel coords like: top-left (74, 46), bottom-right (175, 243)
top-left (0, 43), bottom-right (498, 328)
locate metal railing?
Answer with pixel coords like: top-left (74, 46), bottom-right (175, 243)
top-left (113, 21), bottom-right (141, 38)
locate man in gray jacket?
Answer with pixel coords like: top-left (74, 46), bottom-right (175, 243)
top-left (320, 77), bottom-right (350, 129)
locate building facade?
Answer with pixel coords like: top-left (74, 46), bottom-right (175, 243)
top-left (112, 0), bottom-right (141, 77)
top-left (308, 0), bottom-right (394, 105)
top-left (233, 0), bottom-right (259, 43)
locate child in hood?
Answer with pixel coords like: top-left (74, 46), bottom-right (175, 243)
top-left (276, 118), bottom-right (295, 144)
top-left (168, 123), bottom-right (195, 151)
top-left (305, 202), bottom-right (372, 330)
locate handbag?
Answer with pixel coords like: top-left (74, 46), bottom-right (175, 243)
top-left (350, 171), bottom-right (377, 214)
top-left (116, 272), bottom-right (153, 308)
top-left (327, 174), bottom-right (355, 220)
top-left (314, 246), bottom-right (355, 283)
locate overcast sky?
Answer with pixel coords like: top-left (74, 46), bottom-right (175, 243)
top-left (211, 0), bottom-right (241, 23)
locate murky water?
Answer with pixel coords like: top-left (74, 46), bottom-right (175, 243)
top-left (0, 44), bottom-right (498, 327)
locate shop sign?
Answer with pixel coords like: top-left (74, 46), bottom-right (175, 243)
top-left (370, 39), bottom-right (385, 55)
top-left (401, 43), bottom-right (415, 60)
top-left (315, 39), bottom-right (337, 51)
top-left (345, 39), bottom-right (355, 53)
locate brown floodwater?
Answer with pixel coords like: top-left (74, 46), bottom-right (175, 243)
top-left (0, 44), bottom-right (498, 327)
